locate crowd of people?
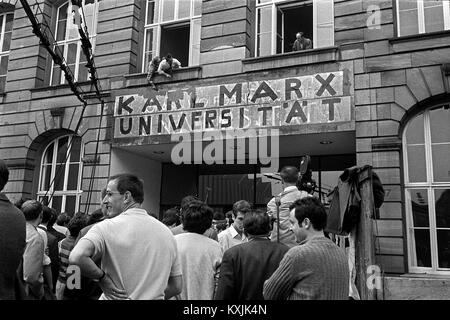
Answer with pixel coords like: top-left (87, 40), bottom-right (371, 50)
top-left (0, 159), bottom-right (350, 300)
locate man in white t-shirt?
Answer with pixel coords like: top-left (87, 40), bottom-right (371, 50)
top-left (70, 174), bottom-right (182, 300)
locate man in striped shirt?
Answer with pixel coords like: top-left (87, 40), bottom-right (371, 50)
top-left (263, 197), bottom-right (349, 300)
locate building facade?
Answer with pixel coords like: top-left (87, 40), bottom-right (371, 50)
top-left (0, 0), bottom-right (449, 299)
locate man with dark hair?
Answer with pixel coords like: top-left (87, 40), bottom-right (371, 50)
top-left (0, 159), bottom-right (26, 299)
top-left (38, 206), bottom-right (61, 292)
top-left (218, 200), bottom-right (251, 253)
top-left (157, 53), bottom-right (181, 78)
top-left (267, 166), bottom-right (310, 248)
top-left (70, 173), bottom-right (182, 300)
top-left (174, 200), bottom-right (222, 299)
top-left (171, 195), bottom-right (218, 240)
top-left (162, 207), bottom-right (181, 229)
top-left (56, 212), bottom-right (87, 300)
top-left (21, 200), bottom-right (45, 300)
top-left (44, 207), bottom-right (65, 242)
top-left (263, 197), bottom-right (349, 300)
top-left (215, 209), bottom-right (288, 300)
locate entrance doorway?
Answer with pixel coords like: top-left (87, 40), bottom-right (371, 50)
top-left (159, 154), bottom-right (355, 218)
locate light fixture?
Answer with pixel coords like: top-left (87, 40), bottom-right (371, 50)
top-left (320, 140), bottom-right (333, 145)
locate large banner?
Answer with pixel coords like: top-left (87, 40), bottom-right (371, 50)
top-left (113, 71), bottom-right (352, 138)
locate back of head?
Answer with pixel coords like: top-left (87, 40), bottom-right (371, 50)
top-left (87, 208), bottom-right (104, 226)
top-left (291, 197), bottom-right (327, 231)
top-left (180, 195), bottom-right (199, 214)
top-left (182, 200), bottom-right (213, 234)
top-left (67, 212), bottom-right (87, 237)
top-left (243, 209), bottom-right (271, 236)
top-left (162, 207), bottom-right (180, 227)
top-left (166, 53), bottom-right (172, 60)
top-left (21, 200), bottom-right (43, 222)
top-left (280, 166), bottom-right (299, 184)
top-left (42, 206), bottom-right (56, 225)
top-left (232, 200), bottom-right (251, 218)
top-left (0, 159), bottom-right (9, 191)
top-left (109, 173), bottom-right (144, 204)
top-left (57, 212), bottom-right (71, 227)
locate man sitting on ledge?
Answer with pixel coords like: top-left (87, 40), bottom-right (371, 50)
top-left (157, 53), bottom-right (181, 79)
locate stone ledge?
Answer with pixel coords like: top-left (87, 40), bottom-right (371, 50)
top-left (381, 275), bottom-right (450, 300)
top-left (124, 66), bottom-right (202, 88)
top-left (242, 46), bottom-right (339, 73)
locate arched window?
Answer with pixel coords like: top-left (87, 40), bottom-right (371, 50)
top-left (37, 135), bottom-right (84, 214)
top-left (0, 10), bottom-right (14, 92)
top-left (403, 103), bottom-right (450, 274)
top-left (50, 0), bottom-right (99, 85)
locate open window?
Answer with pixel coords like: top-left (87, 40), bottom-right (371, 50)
top-left (256, 0), bottom-right (334, 57)
top-left (143, 0), bottom-right (201, 72)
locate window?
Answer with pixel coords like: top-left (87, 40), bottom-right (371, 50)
top-left (143, 0), bottom-right (201, 71)
top-left (51, 0), bottom-right (99, 85)
top-left (396, 0), bottom-right (450, 37)
top-left (38, 135), bottom-right (84, 214)
top-left (403, 104), bottom-right (450, 274)
top-left (255, 0), bottom-right (334, 57)
top-left (0, 12), bottom-right (13, 92)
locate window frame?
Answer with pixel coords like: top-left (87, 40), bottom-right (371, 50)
top-left (142, 0), bottom-right (201, 72)
top-left (403, 103), bottom-right (450, 275)
top-left (254, 0), bottom-right (334, 57)
top-left (50, 0), bottom-right (99, 85)
top-left (37, 134), bottom-right (84, 214)
top-left (396, 0), bottom-right (450, 37)
top-left (0, 11), bottom-right (14, 92)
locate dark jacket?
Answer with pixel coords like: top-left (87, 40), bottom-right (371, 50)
top-left (215, 238), bottom-right (289, 300)
top-left (37, 225), bottom-right (59, 291)
top-left (0, 193), bottom-right (26, 300)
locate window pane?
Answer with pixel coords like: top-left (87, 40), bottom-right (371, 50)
top-left (146, 0), bottom-right (158, 24)
top-left (52, 66), bottom-right (62, 86)
top-left (398, 0), bottom-right (419, 36)
top-left (52, 196), bottom-right (63, 214)
top-left (437, 230), bottom-right (450, 268)
top-left (66, 43), bottom-right (78, 65)
top-left (424, 0), bottom-right (444, 33)
top-left (67, 4), bottom-right (79, 40)
top-left (414, 229), bottom-right (432, 267)
top-left (193, 0), bottom-right (202, 16)
top-left (258, 33), bottom-right (272, 57)
top-left (0, 56), bottom-right (8, 75)
top-left (191, 18), bottom-right (201, 65)
top-left (179, 0), bottom-right (191, 19)
top-left (407, 145), bottom-right (426, 183)
top-left (144, 27), bottom-right (157, 70)
top-left (67, 164), bottom-right (79, 190)
top-left (316, 23), bottom-right (333, 48)
top-left (0, 76), bottom-right (5, 92)
top-left (44, 143), bottom-right (54, 164)
top-left (40, 165), bottom-right (52, 191)
top-left (65, 196), bottom-right (76, 214)
top-left (405, 113), bottom-right (424, 144)
top-left (83, 0), bottom-right (97, 32)
top-left (435, 189), bottom-right (450, 228)
top-left (56, 20), bottom-right (67, 42)
top-left (432, 144), bottom-right (450, 182)
top-left (0, 16), bottom-right (3, 33)
top-left (408, 189), bottom-right (429, 227)
top-left (258, 6), bottom-right (272, 34)
top-left (70, 136), bottom-right (82, 162)
top-left (2, 32), bottom-right (11, 52)
top-left (54, 164), bottom-right (66, 191)
top-left (162, 0), bottom-right (175, 21)
top-left (59, 3), bottom-right (68, 20)
top-left (5, 13), bottom-right (13, 32)
top-left (430, 106), bottom-right (450, 143)
top-left (57, 136), bottom-right (69, 163)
